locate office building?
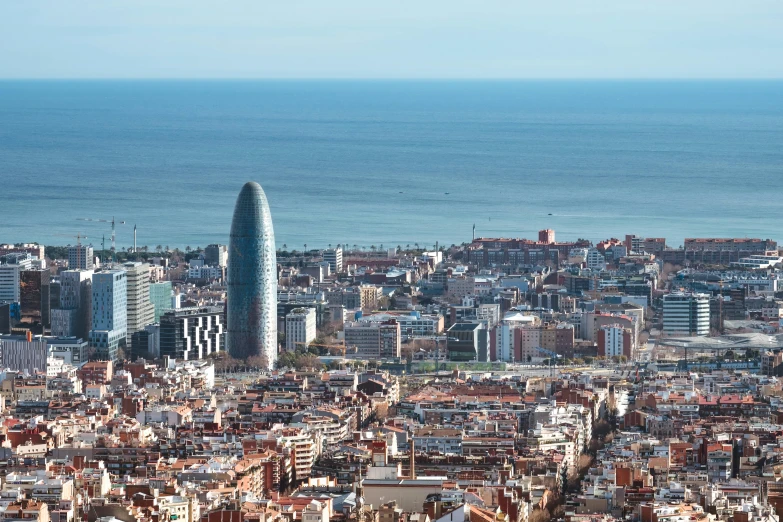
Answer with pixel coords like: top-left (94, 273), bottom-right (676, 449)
top-left (122, 262), bottom-right (154, 344)
top-left (89, 270), bottom-right (127, 362)
top-left (285, 308), bottom-right (317, 351)
top-left (68, 244), bottom-right (94, 270)
top-left (0, 253), bottom-right (33, 303)
top-left (0, 334), bottom-right (48, 374)
top-left (204, 244), bottom-right (228, 267)
top-left (131, 323), bottom-right (160, 359)
top-left (344, 319), bottom-right (401, 359)
top-left (159, 306), bottom-right (224, 361)
top-left (51, 269), bottom-right (92, 338)
top-left (227, 182), bottom-right (277, 368)
top-left (149, 281), bottom-right (173, 322)
top-left (323, 247), bottom-right (343, 273)
top-left (662, 292), bottom-right (710, 336)
top-left (20, 269), bottom-right (51, 333)
top-left (48, 336), bottom-right (88, 366)
top-left (447, 321), bottom-right (488, 362)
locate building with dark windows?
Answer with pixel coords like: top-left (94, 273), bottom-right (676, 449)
top-left (159, 306), bottom-right (224, 361)
top-left (227, 182), bottom-right (277, 368)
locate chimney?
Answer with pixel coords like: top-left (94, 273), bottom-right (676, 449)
top-left (409, 435), bottom-right (416, 479)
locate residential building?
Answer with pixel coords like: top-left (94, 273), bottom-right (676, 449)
top-left (285, 308), bottom-right (317, 351)
top-left (344, 319), bottom-right (401, 359)
top-left (587, 248), bottom-right (606, 271)
top-left (68, 244), bottom-right (94, 270)
top-left (323, 247), bottom-right (343, 273)
top-left (597, 324), bottom-right (633, 358)
top-left (360, 285), bottom-right (382, 311)
top-left (204, 244), bottom-right (228, 267)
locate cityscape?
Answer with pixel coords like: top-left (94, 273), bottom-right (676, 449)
top-left (3, 2), bottom-right (783, 522)
top-left (2, 177), bottom-right (783, 522)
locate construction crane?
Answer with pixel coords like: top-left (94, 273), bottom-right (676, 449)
top-left (295, 341), bottom-right (352, 357)
top-left (53, 233), bottom-right (88, 246)
top-left (77, 216), bottom-right (125, 262)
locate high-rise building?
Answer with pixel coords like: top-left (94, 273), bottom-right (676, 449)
top-left (285, 308), bottom-right (317, 351)
top-left (662, 292), bottom-right (710, 336)
top-left (20, 268), bottom-right (51, 333)
top-left (204, 244), bottom-right (228, 267)
top-left (0, 253), bottom-right (33, 303)
top-left (122, 262), bottom-right (154, 344)
top-left (68, 244), bottom-right (94, 270)
top-left (227, 182), bottom-right (277, 367)
top-left (149, 281), bottom-right (173, 322)
top-left (89, 270), bottom-right (127, 361)
top-left (323, 247), bottom-right (343, 273)
top-left (159, 306), bottom-right (224, 361)
top-left (51, 269), bottom-right (93, 338)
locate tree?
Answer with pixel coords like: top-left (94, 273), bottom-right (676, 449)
top-left (156, 245), bottom-right (162, 253)
top-left (528, 509), bottom-right (550, 522)
top-left (185, 246), bottom-right (191, 253)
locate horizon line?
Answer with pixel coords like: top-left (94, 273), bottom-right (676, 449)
top-left (2, 77), bottom-right (783, 82)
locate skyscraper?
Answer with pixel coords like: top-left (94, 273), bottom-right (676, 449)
top-left (122, 262), bottom-right (154, 344)
top-left (89, 270), bottom-right (127, 361)
top-left (227, 181), bottom-right (277, 368)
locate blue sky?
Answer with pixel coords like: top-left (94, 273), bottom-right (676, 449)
top-left (2, 0), bottom-right (783, 79)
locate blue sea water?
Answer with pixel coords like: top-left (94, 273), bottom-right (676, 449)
top-left (1, 80), bottom-right (782, 251)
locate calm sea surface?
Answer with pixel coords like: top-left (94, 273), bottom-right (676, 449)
top-left (1, 80), bottom-right (782, 251)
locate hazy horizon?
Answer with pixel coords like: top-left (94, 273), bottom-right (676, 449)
top-left (2, 1), bottom-right (783, 80)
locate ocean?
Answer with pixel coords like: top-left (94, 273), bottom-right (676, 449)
top-left (1, 80), bottom-right (782, 252)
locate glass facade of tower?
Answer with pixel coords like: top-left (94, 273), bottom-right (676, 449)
top-left (227, 182), bottom-right (277, 368)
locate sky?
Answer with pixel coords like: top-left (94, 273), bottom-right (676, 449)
top-left (2, 1), bottom-right (783, 79)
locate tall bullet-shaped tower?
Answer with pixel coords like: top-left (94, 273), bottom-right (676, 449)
top-left (227, 181), bottom-right (277, 368)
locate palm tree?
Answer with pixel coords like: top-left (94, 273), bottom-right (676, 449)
top-left (406, 244), bottom-right (411, 250)
top-left (353, 244), bottom-right (358, 252)
top-left (304, 243), bottom-right (307, 253)
top-left (370, 245), bottom-right (376, 253)
top-left (165, 245), bottom-right (169, 252)
top-left (283, 243), bottom-right (287, 251)
top-left (156, 244), bottom-right (162, 253)
top-left (414, 242), bottom-right (419, 250)
top-left (186, 246), bottom-right (191, 253)
top-left (397, 245), bottom-right (402, 251)
top-left (328, 243), bottom-right (332, 250)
